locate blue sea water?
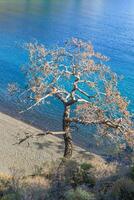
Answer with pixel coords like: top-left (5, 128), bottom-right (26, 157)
top-left (0, 0), bottom-right (134, 126)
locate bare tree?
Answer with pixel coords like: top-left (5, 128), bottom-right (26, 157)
top-left (9, 38), bottom-right (134, 158)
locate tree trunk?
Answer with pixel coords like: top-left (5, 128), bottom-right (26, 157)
top-left (63, 105), bottom-right (73, 159)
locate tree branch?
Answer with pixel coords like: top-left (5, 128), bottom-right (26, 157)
top-left (69, 117), bottom-right (126, 133)
top-left (77, 88), bottom-right (97, 99)
top-left (13, 131), bottom-right (65, 145)
top-left (19, 93), bottom-right (52, 113)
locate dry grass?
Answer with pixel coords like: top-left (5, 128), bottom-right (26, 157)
top-left (0, 161), bottom-right (133, 200)
top-left (73, 150), bottom-right (118, 180)
top-left (89, 156), bottom-right (117, 179)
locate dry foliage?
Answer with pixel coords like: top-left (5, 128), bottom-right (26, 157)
top-left (9, 38), bottom-right (134, 155)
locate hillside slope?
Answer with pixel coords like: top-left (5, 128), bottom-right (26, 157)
top-left (0, 111), bottom-right (117, 178)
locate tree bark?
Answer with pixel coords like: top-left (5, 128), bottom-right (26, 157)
top-left (63, 105), bottom-right (73, 159)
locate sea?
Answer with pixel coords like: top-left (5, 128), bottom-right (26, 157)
top-left (0, 0), bottom-right (133, 144)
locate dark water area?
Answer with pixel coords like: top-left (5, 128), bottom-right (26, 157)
top-left (0, 0), bottom-right (134, 136)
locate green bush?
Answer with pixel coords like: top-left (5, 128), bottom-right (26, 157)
top-left (82, 172), bottom-right (96, 186)
top-left (72, 170), bottom-right (95, 187)
top-left (64, 160), bottom-right (95, 188)
top-left (65, 188), bottom-right (95, 200)
top-left (104, 178), bottom-right (134, 200)
top-left (130, 166), bottom-right (134, 180)
top-left (0, 193), bottom-right (18, 200)
top-left (73, 168), bottom-right (95, 187)
top-left (62, 160), bottom-right (95, 188)
top-left (80, 163), bottom-right (93, 171)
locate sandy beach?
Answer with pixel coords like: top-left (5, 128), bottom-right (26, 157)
top-left (0, 110), bottom-right (67, 174)
top-left (0, 109), bottom-right (118, 179)
top-left (0, 109), bottom-right (88, 173)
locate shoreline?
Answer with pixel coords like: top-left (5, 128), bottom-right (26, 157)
top-left (0, 108), bottom-right (111, 176)
top-left (0, 100), bottom-right (132, 175)
top-left (0, 99), bottom-right (93, 151)
top-left (0, 110), bottom-right (120, 180)
top-left (0, 100), bottom-right (94, 174)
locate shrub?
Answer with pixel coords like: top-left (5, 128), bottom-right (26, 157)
top-left (0, 193), bottom-right (18, 200)
top-left (78, 162), bottom-right (95, 187)
top-left (130, 166), bottom-right (134, 180)
top-left (72, 170), bottom-right (96, 187)
top-left (0, 175), bottom-right (13, 199)
top-left (63, 160), bottom-right (95, 188)
top-left (65, 188), bottom-right (95, 200)
top-left (80, 163), bottom-right (93, 171)
top-left (104, 178), bottom-right (134, 200)
top-left (82, 173), bottom-right (96, 186)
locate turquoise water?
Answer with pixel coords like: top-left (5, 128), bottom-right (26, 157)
top-left (0, 0), bottom-right (134, 120)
